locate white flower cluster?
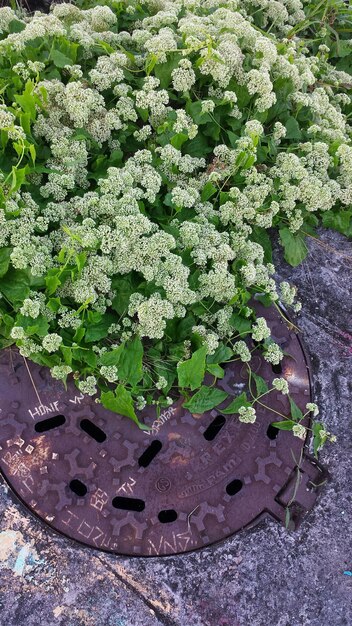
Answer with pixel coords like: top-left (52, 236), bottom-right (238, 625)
top-left (128, 293), bottom-right (175, 339)
top-left (238, 406), bottom-right (257, 424)
top-left (251, 317), bottom-right (271, 342)
top-left (272, 378), bottom-right (289, 395)
top-left (233, 341), bottom-right (252, 363)
top-left (89, 53), bottom-right (127, 91)
top-left (51, 365), bottom-right (73, 381)
top-left (171, 59), bottom-right (196, 92)
top-left (192, 325), bottom-right (219, 355)
top-left (292, 424), bottom-right (306, 440)
top-left (306, 402), bottom-right (319, 417)
top-left (78, 375), bottom-right (98, 396)
top-left (264, 343), bottom-right (284, 365)
top-left (42, 333), bottom-right (63, 353)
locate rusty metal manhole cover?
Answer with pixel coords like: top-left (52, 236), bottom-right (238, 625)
top-left (0, 303), bottom-right (326, 556)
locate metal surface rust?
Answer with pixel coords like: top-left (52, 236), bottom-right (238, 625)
top-left (0, 303), bottom-right (327, 556)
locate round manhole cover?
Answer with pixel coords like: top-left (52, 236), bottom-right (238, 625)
top-left (0, 304), bottom-right (326, 556)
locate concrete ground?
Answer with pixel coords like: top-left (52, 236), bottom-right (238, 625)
top-left (0, 228), bottom-right (351, 626)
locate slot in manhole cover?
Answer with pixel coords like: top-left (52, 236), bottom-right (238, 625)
top-left (0, 303), bottom-right (326, 556)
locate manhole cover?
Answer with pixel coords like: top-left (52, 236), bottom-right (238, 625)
top-left (0, 304), bottom-right (326, 556)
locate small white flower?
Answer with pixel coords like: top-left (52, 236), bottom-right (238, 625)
top-left (306, 402), bottom-right (319, 417)
top-left (272, 378), bottom-right (289, 395)
top-left (264, 343), bottom-right (283, 365)
top-left (238, 406), bottom-right (256, 424)
top-left (292, 424), bottom-right (307, 440)
top-left (42, 333), bottom-right (63, 353)
top-left (10, 326), bottom-right (26, 340)
top-left (78, 375), bottom-right (97, 396)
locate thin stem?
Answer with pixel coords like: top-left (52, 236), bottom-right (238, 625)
top-left (22, 354), bottom-right (43, 405)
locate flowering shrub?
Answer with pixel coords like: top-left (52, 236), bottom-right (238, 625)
top-left (0, 0), bottom-right (349, 452)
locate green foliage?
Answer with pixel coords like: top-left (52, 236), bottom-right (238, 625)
top-left (101, 386), bottom-right (148, 429)
top-left (289, 397), bottom-right (304, 421)
top-left (177, 346), bottom-right (207, 391)
top-left (207, 343), bottom-right (233, 364)
top-left (183, 386), bottom-right (228, 413)
top-left (251, 372), bottom-right (269, 396)
top-left (84, 312), bottom-right (116, 342)
top-left (116, 336), bottom-right (144, 387)
top-left (312, 422), bottom-right (328, 457)
top-left (222, 392), bottom-right (251, 414)
top-left (322, 210), bottom-right (352, 237)
top-left (271, 420), bottom-right (296, 431)
top-left (279, 228), bottom-right (308, 267)
top-left (0, 268), bottom-right (30, 306)
top-left (0, 247), bottom-right (12, 277)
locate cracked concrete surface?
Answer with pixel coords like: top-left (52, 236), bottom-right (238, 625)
top-left (0, 229), bottom-right (351, 626)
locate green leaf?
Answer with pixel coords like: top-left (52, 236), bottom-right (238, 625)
top-left (254, 293), bottom-right (273, 307)
top-left (183, 385), bottom-right (228, 413)
top-left (145, 52), bottom-right (158, 76)
top-left (73, 347), bottom-right (97, 369)
top-left (285, 116), bottom-right (302, 139)
top-left (227, 130), bottom-right (239, 148)
top-left (45, 271), bottom-right (61, 295)
top-left (271, 420), bottom-right (295, 431)
top-left (101, 386), bottom-right (148, 430)
top-left (152, 360), bottom-right (176, 393)
top-left (75, 252), bottom-right (86, 273)
top-left (73, 326), bottom-right (85, 343)
top-left (177, 345), bottom-right (207, 391)
top-left (207, 343), bottom-right (233, 364)
top-left (183, 133), bottom-right (212, 158)
top-left (111, 276), bottom-right (133, 316)
top-left (8, 19), bottom-right (26, 33)
top-left (100, 344), bottom-right (125, 367)
top-left (154, 55), bottom-right (181, 88)
top-left (207, 363), bottom-right (225, 378)
top-left (84, 312), bottom-right (115, 342)
top-left (51, 49), bottom-right (73, 68)
top-left (0, 247), bottom-right (12, 278)
top-left (322, 210), bottom-right (352, 237)
top-left (229, 313), bottom-right (252, 334)
top-left (312, 422), bottom-right (326, 457)
top-left (47, 297), bottom-right (61, 313)
top-left (250, 226), bottom-right (273, 263)
top-left (0, 268), bottom-right (30, 307)
top-left (251, 371), bottom-right (269, 396)
top-left (10, 166), bottom-right (27, 194)
top-left (20, 112), bottom-right (31, 136)
top-left (279, 227), bottom-right (308, 267)
top-left (177, 315), bottom-right (196, 341)
top-left (136, 107), bottom-right (149, 123)
top-left (61, 346), bottom-right (72, 366)
top-left (15, 313), bottom-right (49, 337)
top-left (201, 181), bottom-right (217, 202)
top-left (222, 392), bottom-right (250, 414)
top-left (14, 80), bottom-right (36, 120)
top-left (330, 40), bottom-right (352, 59)
top-left (187, 101), bottom-right (212, 125)
top-left (0, 313), bottom-right (14, 339)
top-left (0, 337), bottom-right (14, 349)
top-left (30, 352), bottom-right (61, 368)
top-left (289, 397), bottom-right (303, 421)
top-left (170, 132), bottom-right (188, 149)
top-left (116, 336), bottom-right (143, 387)
top-left (28, 145), bottom-right (36, 165)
